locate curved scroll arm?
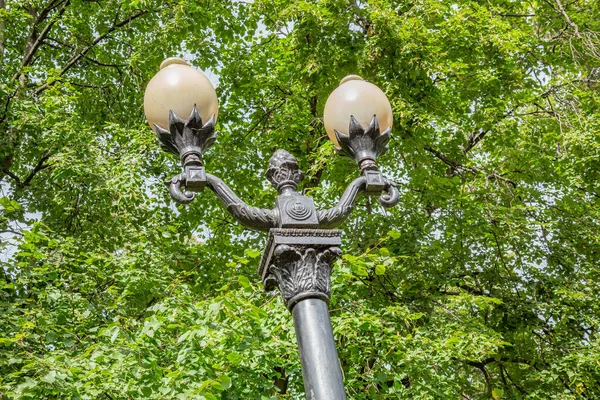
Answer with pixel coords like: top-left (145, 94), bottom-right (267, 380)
top-left (380, 179), bottom-right (400, 208)
top-left (167, 173), bottom-right (195, 204)
top-left (317, 176), bottom-right (400, 229)
top-left (205, 173), bottom-right (277, 232)
top-left (317, 177), bottom-right (366, 229)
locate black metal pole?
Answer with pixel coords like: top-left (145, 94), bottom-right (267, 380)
top-left (292, 298), bottom-right (346, 399)
top-left (259, 228), bottom-right (346, 399)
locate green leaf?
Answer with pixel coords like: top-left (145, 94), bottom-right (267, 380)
top-left (40, 370), bottom-right (57, 384)
top-left (238, 275), bottom-right (251, 288)
top-left (244, 248), bottom-right (261, 258)
top-left (219, 375), bottom-right (232, 389)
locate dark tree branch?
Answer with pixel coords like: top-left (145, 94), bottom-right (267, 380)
top-left (22, 153), bottom-right (52, 186)
top-left (0, 87), bottom-right (18, 124)
top-left (34, 9), bottom-right (149, 95)
top-left (486, 173), bottom-right (518, 188)
top-left (0, 229), bottom-right (24, 236)
top-left (423, 145), bottom-right (463, 170)
top-left (499, 13), bottom-right (536, 17)
top-left (1, 165), bottom-right (22, 186)
top-left (242, 99), bottom-right (286, 142)
top-left (12, 0), bottom-right (70, 82)
top-left (1, 153), bottom-right (52, 188)
top-left (67, 81), bottom-right (111, 90)
top-left (0, 0), bottom-right (6, 75)
top-left (424, 144), bottom-right (517, 187)
top-left (44, 37), bottom-right (127, 78)
top-left (463, 129), bottom-right (490, 154)
top-left (576, 186), bottom-right (600, 199)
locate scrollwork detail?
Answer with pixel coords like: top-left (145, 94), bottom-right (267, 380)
top-left (167, 173), bottom-right (195, 204)
top-left (380, 179), bottom-right (400, 208)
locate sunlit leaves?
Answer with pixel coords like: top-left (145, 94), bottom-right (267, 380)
top-left (1, 0), bottom-right (600, 398)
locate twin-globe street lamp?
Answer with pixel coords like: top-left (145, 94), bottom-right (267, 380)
top-left (143, 57), bottom-right (400, 399)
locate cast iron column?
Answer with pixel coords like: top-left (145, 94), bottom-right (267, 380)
top-left (259, 229), bottom-right (346, 399)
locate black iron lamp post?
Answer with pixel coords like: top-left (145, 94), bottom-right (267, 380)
top-left (144, 58), bottom-right (400, 399)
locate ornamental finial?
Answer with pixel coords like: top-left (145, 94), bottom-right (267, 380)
top-left (266, 150), bottom-right (305, 193)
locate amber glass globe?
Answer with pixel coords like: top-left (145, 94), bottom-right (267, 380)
top-left (144, 57), bottom-right (219, 130)
top-left (323, 75), bottom-right (393, 147)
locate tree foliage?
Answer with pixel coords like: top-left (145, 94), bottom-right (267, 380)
top-left (1, 0), bottom-right (599, 398)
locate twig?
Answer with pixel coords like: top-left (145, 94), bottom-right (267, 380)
top-left (0, 229), bottom-right (24, 236)
top-left (424, 144), bottom-right (517, 187)
top-left (463, 129), bottom-right (490, 154)
top-left (34, 9), bottom-right (149, 95)
top-left (554, 0), bottom-right (581, 38)
top-left (22, 153), bottom-right (52, 186)
top-left (12, 0), bottom-right (70, 82)
top-left (1, 152), bottom-right (52, 188)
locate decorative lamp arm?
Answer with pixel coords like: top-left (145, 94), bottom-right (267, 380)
top-left (317, 174), bottom-right (400, 229)
top-left (205, 173), bottom-right (277, 232)
top-left (155, 106), bottom-right (277, 231)
top-left (317, 177), bottom-right (366, 229)
top-left (318, 113), bottom-right (400, 227)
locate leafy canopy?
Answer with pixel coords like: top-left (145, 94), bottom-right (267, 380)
top-left (1, 0), bottom-right (599, 399)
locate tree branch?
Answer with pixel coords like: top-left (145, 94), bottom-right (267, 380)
top-left (1, 153), bottom-right (52, 188)
top-left (22, 153), bottom-right (52, 186)
top-left (34, 9), bottom-right (148, 95)
top-left (0, 87), bottom-right (18, 124)
top-left (0, 0), bottom-right (6, 75)
top-left (463, 129), bottom-right (490, 154)
top-left (500, 364), bottom-right (529, 395)
top-left (554, 0), bottom-right (581, 38)
top-left (11, 0), bottom-right (70, 83)
top-left (0, 229), bottom-right (24, 236)
top-left (423, 144), bottom-right (462, 170)
top-left (1, 165), bottom-right (22, 186)
top-left (424, 144), bottom-right (517, 187)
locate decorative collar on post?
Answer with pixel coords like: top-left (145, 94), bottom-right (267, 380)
top-left (258, 229), bottom-right (343, 311)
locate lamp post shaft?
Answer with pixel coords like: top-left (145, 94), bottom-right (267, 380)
top-left (259, 228), bottom-right (347, 398)
top-left (293, 298), bottom-right (346, 399)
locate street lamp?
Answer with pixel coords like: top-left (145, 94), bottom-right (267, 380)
top-left (144, 58), bottom-right (400, 399)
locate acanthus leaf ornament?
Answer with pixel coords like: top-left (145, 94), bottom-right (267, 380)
top-left (153, 104), bottom-right (216, 203)
top-left (153, 104), bottom-right (217, 162)
top-left (268, 244), bottom-right (342, 310)
top-left (334, 114), bottom-right (391, 165)
top-left (259, 229), bottom-right (343, 310)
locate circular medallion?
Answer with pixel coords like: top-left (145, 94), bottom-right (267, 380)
top-left (285, 200), bottom-right (312, 221)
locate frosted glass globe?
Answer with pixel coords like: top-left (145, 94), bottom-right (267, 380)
top-left (323, 75), bottom-right (392, 147)
top-left (144, 57), bottom-right (218, 131)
